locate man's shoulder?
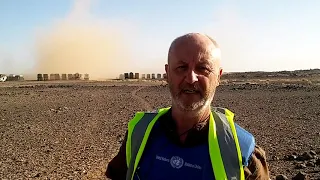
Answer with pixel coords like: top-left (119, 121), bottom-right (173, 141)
top-left (234, 123), bottom-right (256, 166)
top-left (211, 106), bottom-right (256, 166)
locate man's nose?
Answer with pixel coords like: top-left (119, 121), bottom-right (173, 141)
top-left (185, 70), bottom-right (199, 84)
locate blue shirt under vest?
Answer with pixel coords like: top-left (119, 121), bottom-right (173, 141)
top-left (133, 110), bottom-right (255, 180)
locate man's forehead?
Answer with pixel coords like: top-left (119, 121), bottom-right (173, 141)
top-left (168, 33), bottom-right (221, 63)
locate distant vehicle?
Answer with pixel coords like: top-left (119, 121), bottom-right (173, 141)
top-left (0, 74), bottom-right (24, 81)
top-left (0, 74), bottom-right (7, 82)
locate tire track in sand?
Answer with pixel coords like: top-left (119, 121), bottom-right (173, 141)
top-left (131, 86), bottom-right (153, 112)
top-left (82, 87), bottom-right (152, 180)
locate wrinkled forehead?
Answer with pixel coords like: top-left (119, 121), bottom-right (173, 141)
top-left (168, 34), bottom-right (220, 64)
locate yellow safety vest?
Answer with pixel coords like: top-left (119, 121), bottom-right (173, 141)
top-left (126, 107), bottom-right (245, 180)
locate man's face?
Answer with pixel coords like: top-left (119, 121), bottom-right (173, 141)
top-left (165, 35), bottom-right (222, 112)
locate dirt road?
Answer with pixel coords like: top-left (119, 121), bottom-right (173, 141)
top-left (0, 81), bottom-right (319, 179)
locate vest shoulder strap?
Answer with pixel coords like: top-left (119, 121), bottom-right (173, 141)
top-left (212, 107), bottom-right (256, 166)
top-left (234, 123), bottom-right (255, 166)
top-left (126, 110), bottom-right (168, 180)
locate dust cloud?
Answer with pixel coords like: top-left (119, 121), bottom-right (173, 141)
top-left (34, 0), bottom-right (135, 80)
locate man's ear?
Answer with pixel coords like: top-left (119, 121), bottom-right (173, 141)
top-left (219, 68), bottom-right (223, 77)
top-left (165, 64), bottom-right (169, 82)
top-left (217, 68), bottom-right (223, 86)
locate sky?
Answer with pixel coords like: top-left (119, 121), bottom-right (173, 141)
top-left (0, 0), bottom-right (319, 79)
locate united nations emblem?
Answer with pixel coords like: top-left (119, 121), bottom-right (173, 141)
top-left (170, 156), bottom-right (184, 169)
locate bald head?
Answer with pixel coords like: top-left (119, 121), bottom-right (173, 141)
top-left (168, 33), bottom-right (221, 62)
top-left (167, 33), bottom-right (221, 74)
top-left (170, 32), bottom-right (219, 48)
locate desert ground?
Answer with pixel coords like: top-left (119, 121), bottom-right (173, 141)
top-left (0, 73), bottom-right (320, 179)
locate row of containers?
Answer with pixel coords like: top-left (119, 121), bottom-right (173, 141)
top-left (120, 72), bottom-right (167, 80)
top-left (37, 73), bottom-right (89, 81)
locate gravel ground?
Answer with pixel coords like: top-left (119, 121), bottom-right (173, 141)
top-left (0, 80), bottom-right (319, 179)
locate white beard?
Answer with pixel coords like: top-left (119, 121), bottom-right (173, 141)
top-left (172, 90), bottom-right (214, 112)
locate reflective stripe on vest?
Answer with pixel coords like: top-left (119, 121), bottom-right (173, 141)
top-left (126, 107), bottom-right (244, 180)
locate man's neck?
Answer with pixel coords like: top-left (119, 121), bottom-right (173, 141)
top-left (171, 105), bottom-right (211, 140)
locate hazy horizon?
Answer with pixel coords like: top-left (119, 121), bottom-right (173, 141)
top-left (1, 0), bottom-right (319, 80)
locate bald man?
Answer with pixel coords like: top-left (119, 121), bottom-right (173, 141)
top-left (106, 33), bottom-right (270, 180)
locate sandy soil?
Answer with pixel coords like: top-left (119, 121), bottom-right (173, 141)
top-left (0, 80), bottom-right (319, 179)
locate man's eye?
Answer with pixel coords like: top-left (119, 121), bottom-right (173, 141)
top-left (199, 66), bottom-right (212, 74)
top-left (177, 66), bottom-right (187, 70)
top-left (200, 66), bottom-right (209, 71)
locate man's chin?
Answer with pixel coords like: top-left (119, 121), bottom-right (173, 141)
top-left (176, 100), bottom-right (206, 112)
